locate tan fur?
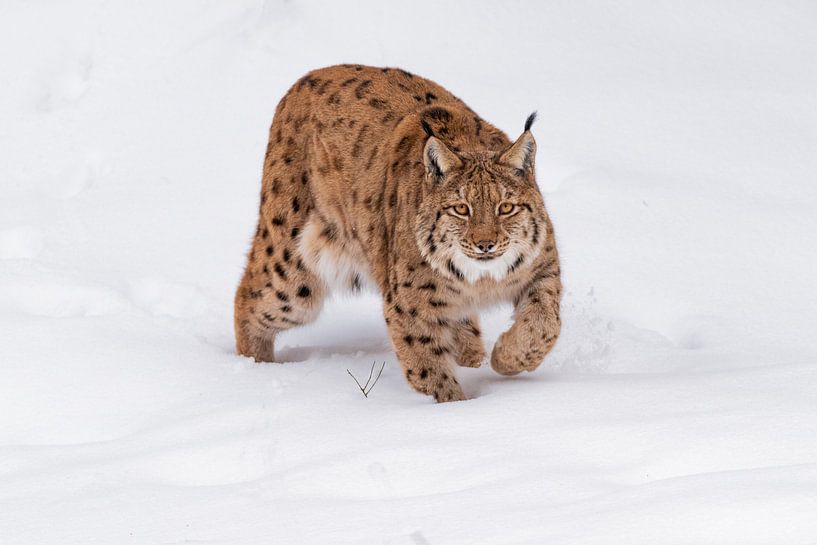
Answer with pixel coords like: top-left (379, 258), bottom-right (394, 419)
top-left (235, 65), bottom-right (561, 402)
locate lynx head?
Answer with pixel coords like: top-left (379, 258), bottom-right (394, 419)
top-left (416, 113), bottom-right (549, 283)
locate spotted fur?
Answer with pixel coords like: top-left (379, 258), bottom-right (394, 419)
top-left (235, 65), bottom-right (561, 402)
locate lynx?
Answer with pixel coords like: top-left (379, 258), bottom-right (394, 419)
top-left (235, 65), bottom-right (561, 402)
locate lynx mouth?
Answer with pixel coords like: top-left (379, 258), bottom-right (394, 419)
top-left (462, 251), bottom-right (504, 261)
top-left (451, 247), bottom-right (520, 283)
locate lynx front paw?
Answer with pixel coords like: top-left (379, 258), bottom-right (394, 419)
top-left (456, 339), bottom-right (485, 368)
top-left (406, 367), bottom-right (467, 403)
top-left (435, 383), bottom-right (468, 403)
top-left (490, 330), bottom-right (546, 376)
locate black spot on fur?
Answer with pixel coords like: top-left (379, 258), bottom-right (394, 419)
top-left (420, 119), bottom-right (434, 136)
top-left (365, 146), bottom-right (379, 170)
top-left (272, 215), bottom-right (285, 226)
top-left (508, 254), bottom-right (526, 274)
top-left (274, 263), bottom-right (287, 280)
top-left (292, 197), bottom-right (300, 212)
top-left (354, 80), bottom-right (372, 99)
top-left (403, 335), bottom-right (414, 346)
top-left (446, 260), bottom-right (464, 281)
top-left (418, 336), bottom-right (432, 344)
top-left (352, 124), bottom-right (370, 158)
top-left (317, 79), bottom-right (332, 95)
top-left (424, 107), bottom-right (451, 122)
top-left (425, 92), bottom-right (437, 104)
top-left (276, 291), bottom-right (289, 302)
top-left (297, 285), bottom-right (311, 298)
top-left (395, 135), bottom-right (413, 153)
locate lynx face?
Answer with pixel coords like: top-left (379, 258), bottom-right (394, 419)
top-left (416, 135), bottom-right (547, 283)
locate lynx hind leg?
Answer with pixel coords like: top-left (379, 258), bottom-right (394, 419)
top-left (234, 178), bottom-right (326, 361)
top-left (234, 239), bottom-right (326, 363)
top-left (234, 299), bottom-right (276, 362)
top-left (452, 315), bottom-right (485, 368)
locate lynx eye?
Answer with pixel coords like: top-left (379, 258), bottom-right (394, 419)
top-left (452, 203), bottom-right (470, 216)
top-left (498, 202), bottom-right (515, 215)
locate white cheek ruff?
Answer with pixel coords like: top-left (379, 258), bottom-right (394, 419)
top-left (451, 247), bottom-right (521, 283)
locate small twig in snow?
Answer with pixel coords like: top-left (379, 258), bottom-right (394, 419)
top-left (347, 361), bottom-right (386, 398)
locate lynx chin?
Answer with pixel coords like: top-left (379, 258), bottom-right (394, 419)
top-left (235, 64), bottom-right (561, 402)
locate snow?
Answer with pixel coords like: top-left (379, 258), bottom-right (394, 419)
top-left (1, 1), bottom-right (817, 543)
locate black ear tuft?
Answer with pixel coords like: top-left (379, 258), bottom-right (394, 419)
top-left (421, 120), bottom-right (435, 138)
top-left (524, 111), bottom-right (537, 132)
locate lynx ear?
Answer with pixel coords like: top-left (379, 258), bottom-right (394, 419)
top-left (499, 112), bottom-right (537, 175)
top-left (423, 136), bottom-right (462, 179)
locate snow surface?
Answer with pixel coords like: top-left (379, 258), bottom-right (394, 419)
top-left (2, 1), bottom-right (817, 543)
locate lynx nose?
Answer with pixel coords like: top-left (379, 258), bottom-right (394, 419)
top-left (475, 240), bottom-right (496, 253)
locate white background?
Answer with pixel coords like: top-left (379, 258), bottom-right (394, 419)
top-left (1, 1), bottom-right (816, 543)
